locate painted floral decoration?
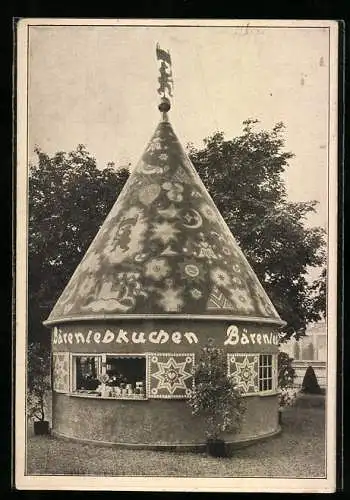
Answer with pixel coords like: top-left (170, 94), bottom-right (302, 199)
top-left (162, 181), bottom-right (184, 202)
top-left (47, 119), bottom-right (282, 324)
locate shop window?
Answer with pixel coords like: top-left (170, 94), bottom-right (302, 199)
top-left (259, 354), bottom-right (273, 392)
top-left (104, 355), bottom-right (146, 397)
top-left (72, 355), bottom-right (101, 392)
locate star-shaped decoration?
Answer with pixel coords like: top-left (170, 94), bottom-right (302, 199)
top-left (158, 152), bottom-right (168, 162)
top-left (233, 356), bottom-right (257, 393)
top-left (158, 287), bottom-right (184, 312)
top-left (210, 267), bottom-right (231, 288)
top-left (144, 258), bottom-right (170, 281)
top-left (229, 288), bottom-right (255, 313)
top-left (151, 221), bottom-right (180, 245)
top-left (152, 357), bottom-right (192, 394)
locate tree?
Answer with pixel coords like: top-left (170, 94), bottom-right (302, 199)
top-left (308, 267), bottom-right (327, 319)
top-left (187, 345), bottom-right (246, 455)
top-left (278, 351), bottom-right (296, 388)
top-left (28, 145), bottom-right (129, 346)
top-left (301, 365), bottom-right (322, 394)
top-left (188, 119), bottom-right (326, 338)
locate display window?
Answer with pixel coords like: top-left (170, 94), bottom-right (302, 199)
top-left (71, 355), bottom-right (101, 392)
top-left (68, 353), bottom-right (146, 398)
top-left (103, 355), bottom-right (146, 397)
top-left (54, 351), bottom-right (277, 399)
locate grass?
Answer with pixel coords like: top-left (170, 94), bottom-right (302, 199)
top-left (26, 406), bottom-right (325, 478)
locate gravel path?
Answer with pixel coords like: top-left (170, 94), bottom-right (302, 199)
top-left (26, 406), bottom-right (325, 478)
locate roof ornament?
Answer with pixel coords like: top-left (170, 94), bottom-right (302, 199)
top-left (156, 43), bottom-right (173, 118)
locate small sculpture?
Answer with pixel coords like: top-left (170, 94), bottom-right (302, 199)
top-left (156, 43), bottom-right (174, 99)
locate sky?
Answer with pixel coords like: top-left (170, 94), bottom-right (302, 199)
top-left (28, 24), bottom-right (330, 231)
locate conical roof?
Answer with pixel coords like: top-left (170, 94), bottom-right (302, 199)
top-left (45, 112), bottom-right (283, 326)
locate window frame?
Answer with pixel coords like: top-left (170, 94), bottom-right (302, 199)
top-left (103, 353), bottom-right (147, 393)
top-left (69, 352), bottom-right (147, 397)
top-left (70, 353), bottom-right (102, 393)
top-left (258, 353), bottom-right (277, 394)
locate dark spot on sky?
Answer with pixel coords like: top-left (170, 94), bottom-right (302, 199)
top-left (300, 73), bottom-right (307, 86)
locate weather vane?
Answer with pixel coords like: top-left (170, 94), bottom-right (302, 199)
top-left (156, 43), bottom-right (173, 114)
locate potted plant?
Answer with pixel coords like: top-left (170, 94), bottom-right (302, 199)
top-left (278, 386), bottom-right (298, 423)
top-left (27, 342), bottom-right (51, 435)
top-left (187, 345), bottom-right (246, 457)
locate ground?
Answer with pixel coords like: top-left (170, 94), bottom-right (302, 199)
top-left (26, 401), bottom-right (325, 477)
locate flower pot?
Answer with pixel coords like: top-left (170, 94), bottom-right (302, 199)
top-left (33, 420), bottom-right (50, 435)
top-left (206, 438), bottom-right (228, 458)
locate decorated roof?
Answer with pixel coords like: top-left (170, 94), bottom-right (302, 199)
top-left (45, 112), bottom-right (283, 326)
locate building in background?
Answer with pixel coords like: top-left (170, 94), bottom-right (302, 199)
top-left (280, 321), bottom-right (327, 389)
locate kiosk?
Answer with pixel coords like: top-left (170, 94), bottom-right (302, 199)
top-left (44, 52), bottom-right (285, 450)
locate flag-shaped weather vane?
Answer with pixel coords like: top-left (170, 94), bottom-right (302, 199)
top-left (156, 43), bottom-right (173, 115)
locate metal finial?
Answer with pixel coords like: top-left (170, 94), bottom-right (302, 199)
top-left (158, 96), bottom-right (171, 112)
top-left (156, 43), bottom-right (173, 116)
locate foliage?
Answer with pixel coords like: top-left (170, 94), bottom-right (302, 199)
top-left (278, 351), bottom-right (296, 388)
top-left (278, 387), bottom-right (298, 408)
top-left (27, 342), bottom-right (51, 421)
top-left (301, 365), bottom-right (322, 394)
top-left (188, 120), bottom-right (326, 338)
top-left (308, 267), bottom-right (327, 320)
top-left (187, 345), bottom-right (246, 440)
top-left (28, 145), bottom-right (130, 346)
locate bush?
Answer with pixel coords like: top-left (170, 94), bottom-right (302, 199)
top-left (278, 387), bottom-right (298, 408)
top-left (27, 342), bottom-right (51, 421)
top-left (301, 365), bottom-right (323, 394)
top-left (278, 351), bottom-right (296, 388)
top-left (187, 345), bottom-right (246, 441)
